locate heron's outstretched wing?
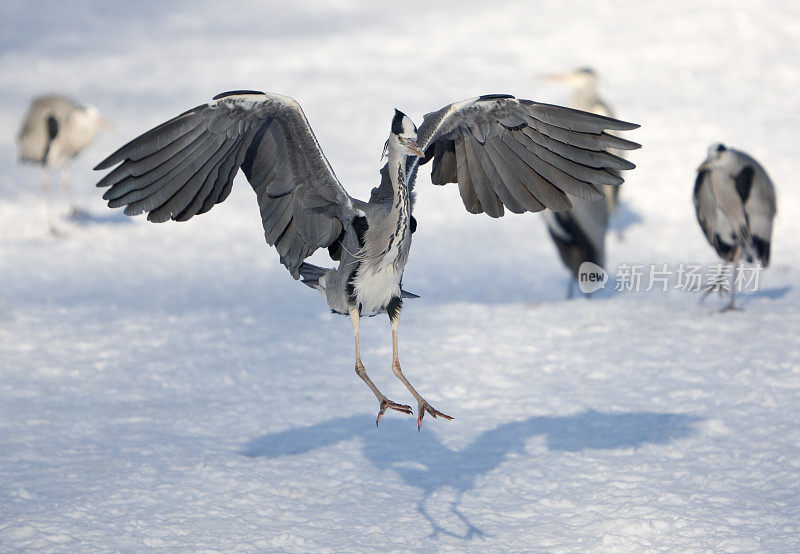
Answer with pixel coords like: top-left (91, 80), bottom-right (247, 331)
top-left (95, 91), bottom-right (355, 277)
top-left (407, 94), bottom-right (640, 218)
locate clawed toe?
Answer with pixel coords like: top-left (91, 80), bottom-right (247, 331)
top-left (376, 398), bottom-right (413, 426)
top-left (417, 401), bottom-right (453, 431)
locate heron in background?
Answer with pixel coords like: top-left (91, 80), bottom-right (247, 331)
top-left (542, 197), bottom-right (608, 298)
top-left (17, 95), bottom-right (110, 233)
top-left (540, 67), bottom-right (633, 295)
top-left (95, 90), bottom-right (639, 428)
top-left (694, 143), bottom-right (776, 311)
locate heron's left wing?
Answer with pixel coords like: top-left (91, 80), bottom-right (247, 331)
top-left (408, 94), bottom-right (640, 217)
top-left (95, 91), bottom-right (356, 277)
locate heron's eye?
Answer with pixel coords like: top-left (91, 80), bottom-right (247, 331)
top-left (397, 136), bottom-right (403, 143)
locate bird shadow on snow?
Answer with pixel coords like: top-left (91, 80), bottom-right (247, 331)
top-left (242, 409), bottom-right (701, 540)
top-left (745, 285), bottom-right (791, 301)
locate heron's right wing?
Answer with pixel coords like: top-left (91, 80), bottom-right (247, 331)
top-left (410, 95), bottom-right (640, 218)
top-left (95, 91), bottom-right (355, 277)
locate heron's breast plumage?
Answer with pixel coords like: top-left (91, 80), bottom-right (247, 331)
top-left (351, 196), bottom-right (411, 316)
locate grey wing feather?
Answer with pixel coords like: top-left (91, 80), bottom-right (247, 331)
top-left (693, 170), bottom-right (721, 250)
top-left (694, 168), bottom-right (744, 260)
top-left (95, 92), bottom-right (354, 277)
top-left (411, 95), bottom-right (639, 216)
top-left (735, 150), bottom-right (776, 257)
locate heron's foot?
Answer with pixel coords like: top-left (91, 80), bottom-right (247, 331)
top-left (701, 283), bottom-right (728, 303)
top-left (67, 207), bottom-right (90, 220)
top-left (417, 400), bottom-right (453, 431)
top-left (376, 397), bottom-right (412, 426)
top-left (719, 303), bottom-right (741, 313)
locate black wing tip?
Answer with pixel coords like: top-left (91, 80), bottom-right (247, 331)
top-left (478, 93), bottom-right (516, 101)
top-left (94, 155), bottom-right (119, 172)
top-left (212, 90), bottom-right (265, 100)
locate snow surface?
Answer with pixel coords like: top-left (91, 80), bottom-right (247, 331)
top-left (1, 0), bottom-right (799, 551)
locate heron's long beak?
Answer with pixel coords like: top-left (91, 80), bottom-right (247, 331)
top-left (697, 160), bottom-right (712, 172)
top-left (407, 139), bottom-right (424, 158)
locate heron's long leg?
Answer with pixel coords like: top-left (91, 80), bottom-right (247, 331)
top-left (41, 169), bottom-right (58, 235)
top-left (349, 308), bottom-right (411, 425)
top-left (721, 262), bottom-right (741, 312)
top-left (59, 167), bottom-right (79, 216)
top-left (390, 313), bottom-right (452, 430)
top-left (702, 246), bottom-right (740, 304)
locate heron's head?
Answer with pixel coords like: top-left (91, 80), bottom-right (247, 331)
top-left (707, 142), bottom-right (727, 158)
top-left (699, 143), bottom-right (728, 170)
top-left (82, 104), bottom-right (114, 131)
top-left (385, 109), bottom-right (423, 158)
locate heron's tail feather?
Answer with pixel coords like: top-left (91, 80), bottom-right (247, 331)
top-left (298, 262), bottom-right (328, 288)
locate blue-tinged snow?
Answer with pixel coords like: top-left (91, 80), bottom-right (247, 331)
top-left (1, 1), bottom-right (799, 550)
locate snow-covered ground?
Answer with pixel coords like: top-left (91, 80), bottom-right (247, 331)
top-left (2, 1), bottom-right (799, 550)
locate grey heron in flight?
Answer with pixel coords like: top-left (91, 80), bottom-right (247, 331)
top-left (18, 95), bottom-right (110, 233)
top-left (694, 143), bottom-right (776, 311)
top-left (94, 90), bottom-right (640, 428)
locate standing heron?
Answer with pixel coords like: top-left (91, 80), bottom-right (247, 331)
top-left (95, 90), bottom-right (639, 428)
top-left (694, 143), bottom-right (776, 311)
top-left (540, 68), bottom-right (632, 294)
top-left (542, 196), bottom-right (608, 298)
top-left (17, 95), bottom-right (110, 232)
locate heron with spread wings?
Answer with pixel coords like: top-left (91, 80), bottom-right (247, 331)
top-left (95, 90), bottom-right (639, 428)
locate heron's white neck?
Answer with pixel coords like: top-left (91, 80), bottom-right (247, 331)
top-left (377, 143), bottom-right (412, 268)
top-left (386, 145), bottom-right (410, 194)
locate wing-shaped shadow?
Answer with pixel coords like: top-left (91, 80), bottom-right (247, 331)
top-left (242, 409), bottom-right (701, 539)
